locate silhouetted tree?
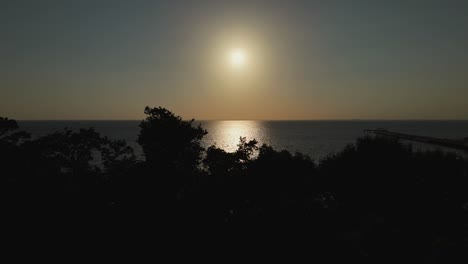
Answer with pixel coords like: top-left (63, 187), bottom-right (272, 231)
top-left (119, 106), bottom-right (209, 229)
top-left (0, 117), bottom-right (30, 195)
top-left (204, 137), bottom-right (258, 177)
top-left (138, 106), bottom-right (207, 172)
top-left (0, 117), bottom-right (30, 145)
top-left (100, 137), bottom-right (137, 176)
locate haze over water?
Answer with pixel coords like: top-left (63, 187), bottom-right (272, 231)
top-left (19, 120), bottom-right (468, 160)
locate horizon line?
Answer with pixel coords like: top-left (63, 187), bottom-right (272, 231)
top-left (16, 118), bottom-right (468, 122)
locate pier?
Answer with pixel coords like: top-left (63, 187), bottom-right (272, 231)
top-left (364, 129), bottom-right (468, 151)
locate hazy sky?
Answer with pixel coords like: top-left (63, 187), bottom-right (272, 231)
top-left (2, 0), bottom-right (468, 120)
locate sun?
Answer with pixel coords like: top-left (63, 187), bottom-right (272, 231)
top-left (229, 49), bottom-right (247, 67)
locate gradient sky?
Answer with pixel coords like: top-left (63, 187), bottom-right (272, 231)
top-left (2, 0), bottom-right (468, 120)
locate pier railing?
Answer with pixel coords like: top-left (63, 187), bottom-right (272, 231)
top-left (364, 129), bottom-right (468, 151)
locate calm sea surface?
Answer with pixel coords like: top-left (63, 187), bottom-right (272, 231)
top-left (18, 120), bottom-right (468, 160)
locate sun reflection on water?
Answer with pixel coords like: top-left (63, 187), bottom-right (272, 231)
top-left (202, 120), bottom-right (265, 152)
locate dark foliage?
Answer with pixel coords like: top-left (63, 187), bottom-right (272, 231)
top-left (1, 109), bottom-right (468, 262)
top-left (138, 106), bottom-right (207, 172)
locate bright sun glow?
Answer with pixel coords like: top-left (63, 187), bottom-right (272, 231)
top-left (229, 49), bottom-right (247, 67)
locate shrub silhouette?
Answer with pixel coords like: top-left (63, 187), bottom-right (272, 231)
top-left (1, 119), bottom-right (137, 214)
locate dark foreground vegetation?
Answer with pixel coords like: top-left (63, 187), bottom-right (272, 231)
top-left (2, 107), bottom-right (468, 262)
